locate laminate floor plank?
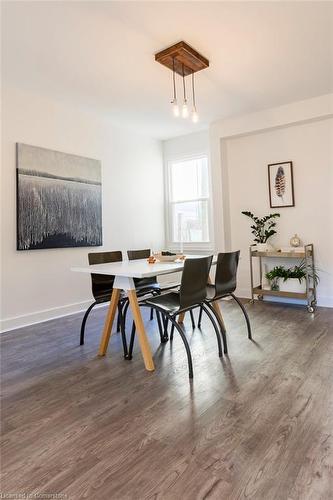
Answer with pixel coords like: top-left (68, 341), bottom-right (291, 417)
top-left (1, 300), bottom-right (333, 499)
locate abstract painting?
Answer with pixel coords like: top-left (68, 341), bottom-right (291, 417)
top-left (16, 143), bottom-right (102, 250)
top-left (268, 161), bottom-right (295, 208)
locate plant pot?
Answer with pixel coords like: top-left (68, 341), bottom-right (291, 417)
top-left (278, 278), bottom-right (306, 294)
top-left (256, 243), bottom-right (269, 252)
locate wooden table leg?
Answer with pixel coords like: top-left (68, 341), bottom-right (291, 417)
top-left (178, 312), bottom-right (185, 323)
top-left (127, 289), bottom-right (155, 372)
top-left (98, 288), bottom-right (121, 356)
top-left (211, 300), bottom-right (227, 332)
top-left (207, 275), bottom-right (226, 332)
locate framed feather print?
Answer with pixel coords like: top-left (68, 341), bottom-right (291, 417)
top-left (268, 161), bottom-right (295, 208)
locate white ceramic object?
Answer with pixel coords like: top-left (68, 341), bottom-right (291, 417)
top-left (155, 254), bottom-right (183, 262)
top-left (278, 278), bottom-right (306, 294)
top-left (256, 243), bottom-right (269, 251)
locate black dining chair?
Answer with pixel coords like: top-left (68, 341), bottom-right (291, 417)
top-left (123, 249), bottom-right (180, 341)
top-left (127, 249), bottom-right (180, 294)
top-left (80, 251), bottom-right (128, 354)
top-left (197, 251), bottom-right (252, 341)
top-left (127, 248), bottom-right (195, 330)
top-left (127, 249), bottom-right (162, 322)
top-left (127, 256), bottom-right (223, 378)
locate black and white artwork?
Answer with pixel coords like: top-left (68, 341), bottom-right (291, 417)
top-left (268, 161), bottom-right (295, 208)
top-left (16, 143), bottom-right (102, 250)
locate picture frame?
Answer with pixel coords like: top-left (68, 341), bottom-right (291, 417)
top-left (16, 143), bottom-right (103, 250)
top-left (268, 161), bottom-right (295, 208)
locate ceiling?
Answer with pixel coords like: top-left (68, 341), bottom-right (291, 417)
top-left (2, 1), bottom-right (333, 139)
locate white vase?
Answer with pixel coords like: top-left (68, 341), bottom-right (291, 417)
top-left (278, 278), bottom-right (306, 293)
top-left (256, 243), bottom-right (268, 252)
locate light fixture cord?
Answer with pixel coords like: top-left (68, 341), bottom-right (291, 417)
top-left (182, 64), bottom-right (187, 101)
top-left (172, 57), bottom-right (177, 100)
top-left (192, 71), bottom-right (196, 109)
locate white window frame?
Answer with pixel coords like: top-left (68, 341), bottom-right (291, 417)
top-left (164, 153), bottom-right (214, 253)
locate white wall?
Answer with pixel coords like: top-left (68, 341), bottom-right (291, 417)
top-left (163, 130), bottom-right (209, 160)
top-left (1, 85), bottom-right (165, 331)
top-left (224, 118), bottom-right (333, 306)
top-left (209, 94), bottom-right (333, 307)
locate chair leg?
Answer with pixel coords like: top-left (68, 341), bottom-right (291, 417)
top-left (122, 300), bottom-right (130, 330)
top-left (162, 315), bottom-right (169, 342)
top-left (169, 316), bottom-right (194, 379)
top-left (156, 310), bottom-right (168, 343)
top-left (190, 310), bottom-right (195, 329)
top-left (230, 293), bottom-right (252, 340)
top-left (205, 302), bottom-right (228, 355)
top-left (80, 301), bottom-right (97, 345)
top-left (198, 305), bottom-right (203, 327)
top-left (170, 323), bottom-right (175, 341)
top-left (116, 301), bottom-right (124, 332)
top-left (201, 304), bottom-right (223, 357)
top-left (119, 304), bottom-right (128, 358)
top-left (125, 321), bottom-right (136, 360)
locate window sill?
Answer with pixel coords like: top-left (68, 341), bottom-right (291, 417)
top-left (167, 243), bottom-right (214, 254)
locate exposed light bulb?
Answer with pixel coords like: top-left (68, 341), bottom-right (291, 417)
top-left (192, 108), bottom-right (199, 123)
top-left (171, 99), bottom-right (180, 117)
top-left (182, 100), bottom-right (189, 118)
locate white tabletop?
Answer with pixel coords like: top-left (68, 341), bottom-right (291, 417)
top-left (71, 255), bottom-right (216, 279)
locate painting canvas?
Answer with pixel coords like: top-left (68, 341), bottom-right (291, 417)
top-left (268, 161), bottom-right (295, 208)
top-left (16, 143), bottom-right (102, 250)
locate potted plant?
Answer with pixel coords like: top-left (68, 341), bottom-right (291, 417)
top-left (265, 261), bottom-right (319, 293)
top-left (279, 261), bottom-right (319, 293)
top-left (242, 211), bottom-right (280, 251)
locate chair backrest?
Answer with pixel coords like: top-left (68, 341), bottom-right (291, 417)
top-left (214, 251), bottom-right (240, 297)
top-left (127, 249), bottom-right (150, 260)
top-left (88, 251), bottom-right (122, 300)
top-left (127, 249), bottom-right (156, 287)
top-left (179, 256), bottom-right (213, 309)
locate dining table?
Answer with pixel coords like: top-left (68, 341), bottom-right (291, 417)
top-left (71, 254), bottom-right (225, 372)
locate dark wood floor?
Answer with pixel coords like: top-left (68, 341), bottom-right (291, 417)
top-left (1, 300), bottom-right (333, 499)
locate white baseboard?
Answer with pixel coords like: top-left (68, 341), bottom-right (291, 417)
top-left (0, 300), bottom-right (108, 333)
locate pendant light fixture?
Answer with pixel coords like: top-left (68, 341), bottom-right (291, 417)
top-left (181, 64), bottom-right (189, 118)
top-left (171, 57), bottom-right (179, 117)
top-left (191, 71), bottom-right (199, 123)
top-left (155, 41), bottom-right (209, 123)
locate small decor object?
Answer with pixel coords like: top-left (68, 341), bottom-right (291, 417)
top-left (242, 211), bottom-right (280, 250)
top-left (16, 143), bottom-right (102, 250)
top-left (265, 266), bottom-right (284, 291)
top-left (290, 234), bottom-right (301, 247)
top-left (280, 245), bottom-right (305, 254)
top-left (268, 161), bottom-right (295, 208)
top-left (154, 252), bottom-right (185, 262)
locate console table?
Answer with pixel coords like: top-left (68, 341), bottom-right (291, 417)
top-left (249, 243), bottom-right (317, 312)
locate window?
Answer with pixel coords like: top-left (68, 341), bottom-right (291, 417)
top-left (167, 155), bottom-right (211, 247)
